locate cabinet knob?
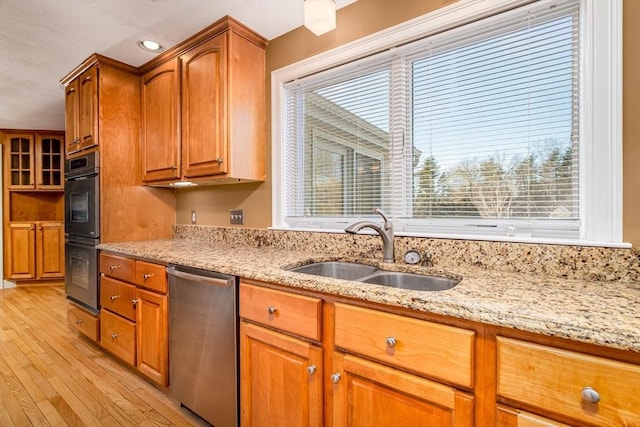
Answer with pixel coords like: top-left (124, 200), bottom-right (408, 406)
top-left (82, 75), bottom-right (92, 83)
top-left (171, 165), bottom-right (177, 170)
top-left (67, 87), bottom-right (76, 94)
top-left (75, 319), bottom-right (85, 325)
top-left (110, 295), bottom-right (120, 301)
top-left (331, 373), bottom-right (341, 384)
top-left (143, 273), bottom-right (153, 280)
top-left (109, 264), bottom-right (120, 271)
top-left (307, 365), bottom-right (317, 375)
top-left (216, 157), bottom-right (224, 164)
top-left (267, 306), bottom-right (278, 315)
top-left (110, 332), bottom-right (122, 340)
top-left (132, 299), bottom-right (139, 305)
top-left (386, 336), bottom-right (397, 348)
top-left (581, 386), bottom-right (600, 404)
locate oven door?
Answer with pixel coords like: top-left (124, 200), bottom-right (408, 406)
top-left (65, 174), bottom-right (99, 238)
top-left (65, 237), bottom-right (99, 314)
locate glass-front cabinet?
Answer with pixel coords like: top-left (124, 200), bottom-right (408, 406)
top-left (7, 133), bottom-right (63, 190)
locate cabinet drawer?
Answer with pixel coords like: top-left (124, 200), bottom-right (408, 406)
top-left (101, 309), bottom-right (136, 366)
top-left (100, 253), bottom-right (135, 282)
top-left (135, 260), bottom-right (167, 293)
top-left (334, 303), bottom-right (475, 388)
top-left (67, 305), bottom-right (99, 342)
top-left (240, 283), bottom-right (322, 341)
top-left (100, 276), bottom-right (136, 321)
top-left (497, 337), bottom-right (640, 426)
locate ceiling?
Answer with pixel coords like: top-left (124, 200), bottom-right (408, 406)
top-left (0, 0), bottom-right (356, 131)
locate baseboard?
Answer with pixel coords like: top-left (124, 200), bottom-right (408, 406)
top-left (2, 280), bottom-right (17, 289)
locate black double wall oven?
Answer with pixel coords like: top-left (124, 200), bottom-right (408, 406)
top-left (64, 151), bottom-right (100, 314)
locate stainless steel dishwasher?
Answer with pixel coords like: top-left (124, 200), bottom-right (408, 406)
top-left (167, 265), bottom-right (238, 427)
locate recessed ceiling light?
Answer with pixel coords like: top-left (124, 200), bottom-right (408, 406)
top-left (138, 40), bottom-right (165, 53)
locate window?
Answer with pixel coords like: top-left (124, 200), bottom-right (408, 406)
top-left (273, 0), bottom-right (623, 245)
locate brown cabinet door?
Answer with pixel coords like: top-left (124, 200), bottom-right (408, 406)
top-left (181, 33), bottom-right (228, 178)
top-left (35, 135), bottom-right (64, 189)
top-left (135, 288), bottom-right (168, 386)
top-left (332, 352), bottom-right (474, 427)
top-left (77, 66), bottom-right (98, 152)
top-left (141, 58), bottom-right (181, 182)
top-left (497, 406), bottom-right (572, 427)
top-left (240, 322), bottom-right (323, 427)
top-left (6, 134), bottom-right (35, 189)
top-left (64, 79), bottom-right (79, 153)
top-left (36, 221), bottom-right (64, 279)
top-left (8, 222), bottom-right (36, 279)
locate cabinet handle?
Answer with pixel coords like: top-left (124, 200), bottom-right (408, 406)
top-left (109, 264), bottom-right (120, 271)
top-left (331, 373), bottom-right (341, 384)
top-left (132, 299), bottom-right (139, 306)
top-left (110, 295), bottom-right (120, 301)
top-left (171, 165), bottom-right (177, 170)
top-left (83, 76), bottom-right (92, 83)
top-left (110, 332), bottom-right (122, 340)
top-left (216, 157), bottom-right (224, 164)
top-left (267, 306), bottom-right (277, 315)
top-left (386, 336), bottom-right (397, 348)
top-left (307, 365), bottom-right (317, 375)
top-left (581, 386), bottom-right (600, 404)
top-left (75, 319), bottom-right (85, 325)
top-left (67, 87), bottom-right (76, 94)
top-left (143, 273), bottom-right (154, 280)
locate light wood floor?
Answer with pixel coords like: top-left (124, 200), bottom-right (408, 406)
top-left (0, 285), bottom-right (208, 426)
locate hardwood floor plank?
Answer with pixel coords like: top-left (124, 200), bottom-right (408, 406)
top-left (0, 286), bottom-right (207, 427)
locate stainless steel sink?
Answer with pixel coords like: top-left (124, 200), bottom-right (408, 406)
top-left (289, 261), bottom-right (379, 280)
top-left (288, 262), bottom-right (460, 291)
top-left (360, 271), bottom-right (459, 291)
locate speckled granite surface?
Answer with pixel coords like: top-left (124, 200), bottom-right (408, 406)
top-left (174, 225), bottom-right (640, 282)
top-left (99, 231), bottom-right (640, 353)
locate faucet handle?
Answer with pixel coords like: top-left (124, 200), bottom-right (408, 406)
top-left (373, 208), bottom-right (391, 228)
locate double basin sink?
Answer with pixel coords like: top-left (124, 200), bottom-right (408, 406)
top-left (288, 261), bottom-right (460, 292)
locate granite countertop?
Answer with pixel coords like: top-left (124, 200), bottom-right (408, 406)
top-left (99, 239), bottom-right (640, 353)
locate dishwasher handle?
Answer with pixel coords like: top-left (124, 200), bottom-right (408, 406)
top-left (166, 265), bottom-right (234, 287)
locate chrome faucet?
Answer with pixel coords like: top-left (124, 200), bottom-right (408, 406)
top-left (345, 208), bottom-right (395, 263)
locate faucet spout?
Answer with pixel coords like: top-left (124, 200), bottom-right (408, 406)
top-left (345, 209), bottom-right (395, 263)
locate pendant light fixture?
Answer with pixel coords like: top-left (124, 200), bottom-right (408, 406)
top-left (304, 0), bottom-right (336, 36)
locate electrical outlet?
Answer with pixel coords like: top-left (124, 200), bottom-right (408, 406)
top-left (191, 210), bottom-right (197, 224)
top-left (230, 209), bottom-right (244, 225)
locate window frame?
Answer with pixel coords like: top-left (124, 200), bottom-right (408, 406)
top-left (271, 0), bottom-right (625, 247)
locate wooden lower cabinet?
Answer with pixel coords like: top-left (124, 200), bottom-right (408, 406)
top-left (240, 321), bottom-right (323, 427)
top-left (7, 221), bottom-right (64, 280)
top-left (67, 304), bottom-right (100, 341)
top-left (135, 288), bottom-right (168, 386)
top-left (332, 352), bottom-right (474, 427)
top-left (99, 252), bottom-right (169, 387)
top-left (497, 406), bottom-right (572, 427)
top-left (496, 336), bottom-right (640, 426)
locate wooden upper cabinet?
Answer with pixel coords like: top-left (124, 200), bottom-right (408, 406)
top-left (141, 58), bottom-right (181, 182)
top-left (4, 132), bottom-right (63, 190)
top-left (6, 133), bottom-right (35, 189)
top-left (65, 64), bottom-right (98, 155)
top-left (35, 135), bottom-right (63, 189)
top-left (181, 34), bottom-right (227, 178)
top-left (78, 66), bottom-right (98, 151)
top-left (140, 16), bottom-right (267, 185)
top-left (64, 79), bottom-right (79, 151)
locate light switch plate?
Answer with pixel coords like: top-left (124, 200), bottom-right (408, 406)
top-left (230, 209), bottom-right (244, 225)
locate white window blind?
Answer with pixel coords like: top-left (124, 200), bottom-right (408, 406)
top-left (278, 0), bottom-right (621, 244)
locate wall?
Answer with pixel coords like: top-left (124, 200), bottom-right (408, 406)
top-left (176, 0), bottom-right (640, 247)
